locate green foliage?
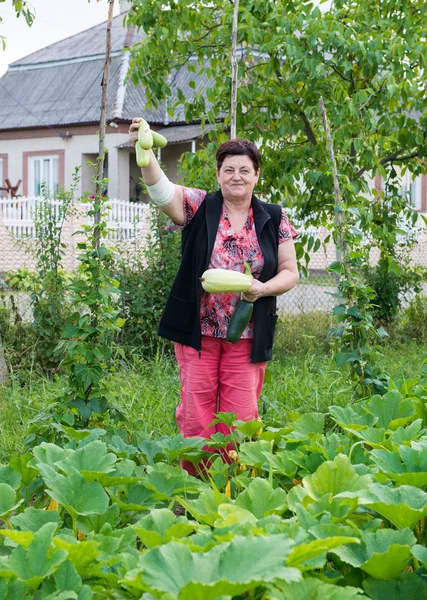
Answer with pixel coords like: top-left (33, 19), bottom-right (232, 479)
top-left (400, 295), bottom-right (427, 344)
top-left (4, 268), bottom-right (41, 293)
top-left (0, 389), bottom-right (427, 597)
top-left (0, 0), bottom-right (34, 50)
top-left (29, 178), bottom-right (78, 370)
top-left (364, 260), bottom-right (423, 323)
top-left (55, 184), bottom-right (125, 426)
top-left (116, 206), bottom-right (181, 357)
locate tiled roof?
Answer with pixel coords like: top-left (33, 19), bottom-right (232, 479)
top-left (0, 12), bottom-right (209, 131)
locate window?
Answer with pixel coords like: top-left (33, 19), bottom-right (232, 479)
top-left (401, 172), bottom-right (422, 211)
top-left (29, 155), bottom-right (59, 196)
top-left (0, 158), bottom-right (3, 191)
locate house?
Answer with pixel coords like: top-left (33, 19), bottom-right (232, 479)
top-left (0, 0), bottom-right (212, 203)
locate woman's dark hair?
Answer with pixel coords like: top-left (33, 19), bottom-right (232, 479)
top-left (216, 139), bottom-right (261, 172)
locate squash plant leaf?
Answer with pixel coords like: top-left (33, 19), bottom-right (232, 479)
top-left (362, 571), bottom-right (427, 600)
top-left (287, 536), bottom-right (360, 568)
top-left (32, 443), bottom-right (74, 468)
top-left (134, 508), bottom-right (195, 548)
top-left (235, 478), bottom-right (287, 518)
top-left (122, 535), bottom-right (300, 598)
top-left (412, 544), bottom-right (427, 568)
top-left (9, 453), bottom-right (39, 487)
top-left (329, 404), bottom-right (377, 430)
top-left (332, 528), bottom-right (416, 580)
top-left (363, 391), bottom-right (416, 430)
top-left (390, 419), bottom-right (424, 446)
top-left (267, 577), bottom-right (366, 598)
top-left (338, 483), bottom-right (427, 529)
top-left (0, 483), bottom-right (23, 518)
top-left (239, 440), bottom-right (272, 468)
top-left (7, 522), bottom-right (67, 590)
top-left (288, 412), bottom-right (325, 438)
top-left (179, 489), bottom-right (229, 527)
top-left (0, 580), bottom-right (30, 600)
top-left (303, 454), bottom-right (372, 500)
top-left (55, 440), bottom-right (117, 479)
top-left (38, 464), bottom-right (109, 517)
top-left (10, 507), bottom-right (60, 532)
top-left (144, 463), bottom-right (208, 500)
top-left (76, 504), bottom-right (121, 535)
top-left (0, 465), bottom-right (22, 489)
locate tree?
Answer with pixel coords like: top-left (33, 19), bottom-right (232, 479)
top-left (126, 0), bottom-right (427, 390)
top-left (126, 0), bottom-right (426, 206)
top-left (0, 1), bottom-right (34, 49)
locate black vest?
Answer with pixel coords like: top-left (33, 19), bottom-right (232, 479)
top-left (158, 190), bottom-right (282, 362)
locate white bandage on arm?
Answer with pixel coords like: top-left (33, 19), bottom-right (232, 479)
top-left (146, 172), bottom-right (175, 207)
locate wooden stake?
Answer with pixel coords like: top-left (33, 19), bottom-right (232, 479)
top-left (94, 0), bottom-right (115, 249)
top-left (319, 96), bottom-right (346, 267)
top-left (230, 0), bottom-right (239, 139)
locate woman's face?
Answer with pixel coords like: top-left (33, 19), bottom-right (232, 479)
top-left (216, 154), bottom-right (260, 201)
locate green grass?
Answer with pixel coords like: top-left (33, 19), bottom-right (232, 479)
top-left (1, 339), bottom-right (427, 463)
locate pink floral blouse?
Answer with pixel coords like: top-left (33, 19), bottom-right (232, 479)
top-left (181, 187), bottom-right (298, 339)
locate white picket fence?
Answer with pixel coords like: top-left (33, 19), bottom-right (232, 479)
top-left (0, 196), bottom-right (150, 240)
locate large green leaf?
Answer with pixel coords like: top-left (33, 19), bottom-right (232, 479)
top-left (303, 454), bottom-right (372, 500)
top-left (390, 419), bottom-right (424, 445)
top-left (0, 580), bottom-right (29, 600)
top-left (76, 504), bottom-right (121, 535)
top-left (122, 535), bottom-right (300, 598)
top-left (363, 572), bottom-right (427, 599)
top-left (7, 522), bottom-right (67, 590)
top-left (9, 454), bottom-right (39, 487)
top-left (363, 391), bottom-right (416, 430)
top-left (235, 478), bottom-right (287, 518)
top-left (134, 509), bottom-right (195, 548)
top-left (288, 412), bottom-right (325, 438)
top-left (213, 504), bottom-right (258, 528)
top-left (371, 445), bottom-right (427, 487)
top-left (268, 577), bottom-right (366, 599)
top-left (238, 440), bottom-right (273, 468)
top-left (55, 440), bottom-right (117, 479)
top-left (332, 528), bottom-right (416, 580)
top-left (329, 404), bottom-right (377, 430)
top-left (144, 463), bottom-right (208, 500)
top-left (10, 507), bottom-right (60, 532)
top-left (0, 483), bottom-right (22, 518)
top-left (38, 464), bottom-right (109, 517)
top-left (338, 483), bottom-right (427, 529)
top-left (287, 536), bottom-right (360, 568)
top-left (412, 544), bottom-right (427, 568)
top-left (267, 451), bottom-right (299, 478)
top-left (0, 465), bottom-right (22, 489)
top-left (179, 489), bottom-right (229, 527)
top-left (32, 443), bottom-right (74, 468)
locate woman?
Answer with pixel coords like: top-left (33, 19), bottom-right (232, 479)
top-left (129, 119), bottom-right (299, 474)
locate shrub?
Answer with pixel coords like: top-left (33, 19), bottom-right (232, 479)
top-left (117, 207), bottom-right (181, 357)
top-left (363, 258), bottom-right (423, 323)
top-left (399, 294), bottom-right (427, 343)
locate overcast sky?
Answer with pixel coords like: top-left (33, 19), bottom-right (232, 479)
top-left (0, 0), bottom-right (122, 76)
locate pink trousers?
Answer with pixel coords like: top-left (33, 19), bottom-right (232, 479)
top-left (174, 336), bottom-right (266, 475)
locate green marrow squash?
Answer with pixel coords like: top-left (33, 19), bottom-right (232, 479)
top-left (226, 299), bottom-right (254, 343)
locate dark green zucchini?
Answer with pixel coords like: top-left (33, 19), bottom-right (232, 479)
top-left (226, 299), bottom-right (254, 343)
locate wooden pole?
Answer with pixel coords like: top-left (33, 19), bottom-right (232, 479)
top-left (94, 0), bottom-right (115, 249)
top-left (230, 0), bottom-right (239, 140)
top-left (319, 96), bottom-right (347, 270)
top-left (0, 333), bottom-right (8, 385)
